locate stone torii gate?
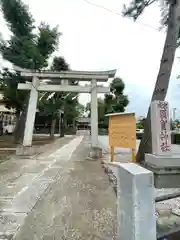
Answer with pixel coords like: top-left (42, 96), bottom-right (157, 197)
top-left (15, 68), bottom-right (116, 156)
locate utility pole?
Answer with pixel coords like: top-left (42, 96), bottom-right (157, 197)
top-left (173, 108), bottom-right (177, 122)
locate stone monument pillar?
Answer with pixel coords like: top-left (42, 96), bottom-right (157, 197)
top-left (145, 100), bottom-right (180, 188)
top-left (150, 101), bottom-right (171, 155)
top-left (88, 79), bottom-right (102, 159)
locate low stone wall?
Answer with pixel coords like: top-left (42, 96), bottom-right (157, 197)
top-left (102, 160), bottom-right (156, 239)
top-left (101, 157), bottom-right (180, 239)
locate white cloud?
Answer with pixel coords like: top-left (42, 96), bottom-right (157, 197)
top-left (1, 0), bottom-right (180, 117)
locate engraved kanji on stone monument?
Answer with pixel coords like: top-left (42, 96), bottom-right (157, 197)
top-left (158, 101), bottom-right (171, 153)
top-left (151, 101), bottom-right (171, 155)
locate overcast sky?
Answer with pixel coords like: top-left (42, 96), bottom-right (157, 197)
top-left (1, 0), bottom-right (180, 118)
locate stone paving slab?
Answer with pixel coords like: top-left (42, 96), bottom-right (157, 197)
top-left (2, 180), bottom-right (52, 213)
top-left (38, 167), bottom-right (62, 181)
top-left (11, 173), bottom-right (37, 186)
top-left (0, 212), bottom-right (26, 236)
top-left (0, 173), bottom-right (24, 189)
top-left (0, 174), bottom-right (38, 199)
top-left (0, 159), bottom-right (37, 184)
top-left (21, 163), bottom-right (50, 174)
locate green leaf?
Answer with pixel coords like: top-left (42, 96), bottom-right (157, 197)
top-left (0, 0), bottom-right (34, 37)
top-left (0, 0), bottom-right (61, 112)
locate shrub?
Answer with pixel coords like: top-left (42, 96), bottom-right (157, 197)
top-left (171, 133), bottom-right (180, 144)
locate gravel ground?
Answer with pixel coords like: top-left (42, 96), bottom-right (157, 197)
top-left (101, 156), bottom-right (180, 237)
top-left (14, 136), bottom-right (117, 240)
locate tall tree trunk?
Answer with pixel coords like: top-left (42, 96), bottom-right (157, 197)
top-left (50, 117), bottom-right (56, 138)
top-left (13, 93), bottom-right (30, 144)
top-left (13, 111), bottom-right (20, 137)
top-left (72, 118), bottom-right (76, 132)
top-left (60, 113), bottom-right (65, 138)
top-left (137, 1), bottom-right (180, 163)
top-left (64, 113), bottom-right (67, 130)
top-left (13, 109), bottom-right (27, 144)
top-left (58, 115), bottom-right (61, 137)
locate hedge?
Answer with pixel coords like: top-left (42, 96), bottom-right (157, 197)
top-left (98, 129), bottom-right (108, 135)
top-left (98, 130), bottom-right (144, 138)
top-left (136, 132), bottom-right (180, 144)
top-left (171, 133), bottom-right (180, 144)
top-left (136, 132), bottom-right (143, 140)
top-left (97, 129), bottom-right (180, 145)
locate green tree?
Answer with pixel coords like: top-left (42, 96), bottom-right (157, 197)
top-left (38, 93), bottom-right (63, 137)
top-left (63, 95), bottom-right (81, 129)
top-left (38, 56), bottom-right (68, 137)
top-left (86, 77), bottom-right (128, 121)
top-left (38, 56), bottom-right (83, 137)
top-left (75, 103), bottom-right (85, 118)
top-left (104, 77), bottom-right (129, 114)
top-left (136, 118), bottom-right (146, 129)
top-left (136, 123), bottom-right (144, 129)
top-left (123, 0), bottom-right (180, 163)
top-left (42, 56), bottom-right (69, 137)
top-left (97, 98), bottom-right (106, 122)
top-left (86, 77), bottom-right (128, 127)
top-left (51, 56), bottom-right (69, 71)
top-left (174, 119), bottom-right (180, 128)
top-left (50, 56), bottom-right (81, 135)
top-left (0, 0), bottom-right (60, 143)
top-left (86, 97), bottom-right (106, 123)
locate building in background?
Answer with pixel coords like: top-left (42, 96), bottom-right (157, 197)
top-left (0, 93), bottom-right (16, 133)
top-left (76, 117), bottom-right (90, 130)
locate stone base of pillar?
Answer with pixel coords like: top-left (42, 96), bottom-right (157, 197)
top-left (16, 146), bottom-right (36, 156)
top-left (145, 153), bottom-right (180, 188)
top-left (146, 153), bottom-right (180, 168)
top-left (86, 147), bottom-right (102, 160)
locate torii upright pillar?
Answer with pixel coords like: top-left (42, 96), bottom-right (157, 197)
top-left (16, 77), bottom-right (39, 155)
top-left (91, 79), bottom-right (98, 147)
top-left (89, 79), bottom-right (102, 158)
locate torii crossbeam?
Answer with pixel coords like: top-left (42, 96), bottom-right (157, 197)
top-left (15, 67), bottom-right (116, 156)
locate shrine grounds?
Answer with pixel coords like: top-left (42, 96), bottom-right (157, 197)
top-left (1, 132), bottom-right (180, 239)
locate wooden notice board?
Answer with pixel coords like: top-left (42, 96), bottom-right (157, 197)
top-left (107, 112), bottom-right (136, 149)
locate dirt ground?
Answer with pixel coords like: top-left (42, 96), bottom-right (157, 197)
top-left (0, 135), bottom-right (59, 162)
top-left (0, 135), bottom-right (57, 147)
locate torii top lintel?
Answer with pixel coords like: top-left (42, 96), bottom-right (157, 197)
top-left (14, 65), bottom-right (116, 82)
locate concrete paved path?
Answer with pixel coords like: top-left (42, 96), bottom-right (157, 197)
top-left (0, 136), bottom-right (77, 239)
top-left (13, 135), bottom-right (116, 240)
top-left (0, 134), bottom-right (117, 239)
